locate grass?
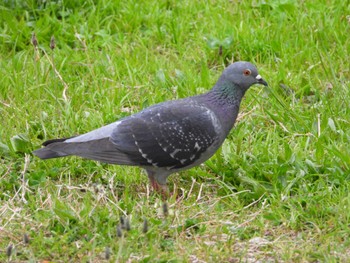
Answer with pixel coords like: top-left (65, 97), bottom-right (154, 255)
top-left (0, 0), bottom-right (350, 261)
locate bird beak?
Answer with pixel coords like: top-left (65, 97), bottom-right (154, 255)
top-left (256, 74), bottom-right (268, 86)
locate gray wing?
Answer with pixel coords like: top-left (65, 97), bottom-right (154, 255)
top-left (109, 101), bottom-right (221, 169)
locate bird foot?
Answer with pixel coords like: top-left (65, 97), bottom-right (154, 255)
top-left (149, 177), bottom-right (169, 200)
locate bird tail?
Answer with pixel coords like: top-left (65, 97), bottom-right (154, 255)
top-left (33, 137), bottom-right (137, 165)
top-left (33, 148), bottom-right (68, 159)
top-left (33, 138), bottom-right (72, 159)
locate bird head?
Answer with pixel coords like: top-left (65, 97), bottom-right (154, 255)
top-left (221, 61), bottom-right (268, 91)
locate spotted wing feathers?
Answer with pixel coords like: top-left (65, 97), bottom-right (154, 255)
top-left (110, 102), bottom-right (220, 169)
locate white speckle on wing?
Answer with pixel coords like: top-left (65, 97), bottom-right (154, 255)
top-left (170, 149), bottom-right (180, 158)
top-left (133, 135), bottom-right (158, 166)
top-left (161, 146), bottom-right (168, 152)
top-left (206, 109), bottom-right (222, 132)
top-left (194, 142), bottom-right (201, 151)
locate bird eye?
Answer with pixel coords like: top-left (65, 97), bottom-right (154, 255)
top-left (243, 69), bottom-right (251, 76)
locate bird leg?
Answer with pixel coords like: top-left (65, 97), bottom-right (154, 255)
top-left (147, 171), bottom-right (169, 199)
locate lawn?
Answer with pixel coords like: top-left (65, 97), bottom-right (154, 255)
top-left (0, 0), bottom-right (350, 262)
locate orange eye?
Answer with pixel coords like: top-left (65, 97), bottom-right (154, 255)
top-left (243, 69), bottom-right (251, 76)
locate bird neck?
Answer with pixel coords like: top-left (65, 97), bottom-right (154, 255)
top-left (210, 80), bottom-right (245, 106)
top-left (199, 80), bottom-right (246, 135)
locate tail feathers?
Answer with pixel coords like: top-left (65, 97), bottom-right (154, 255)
top-left (33, 147), bottom-right (69, 159)
top-left (42, 136), bottom-right (76, 146)
top-left (33, 138), bottom-right (139, 165)
top-left (33, 136), bottom-right (77, 159)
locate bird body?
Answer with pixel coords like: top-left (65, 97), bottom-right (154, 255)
top-left (33, 61), bottom-right (267, 196)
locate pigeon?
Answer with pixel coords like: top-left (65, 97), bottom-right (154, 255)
top-left (33, 61), bottom-right (268, 197)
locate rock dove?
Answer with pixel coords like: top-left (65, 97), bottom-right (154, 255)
top-left (33, 61), bottom-right (267, 196)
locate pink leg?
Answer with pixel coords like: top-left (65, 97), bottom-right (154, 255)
top-left (147, 172), bottom-right (169, 199)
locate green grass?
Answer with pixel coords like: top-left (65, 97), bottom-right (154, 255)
top-left (1, 0), bottom-right (350, 261)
